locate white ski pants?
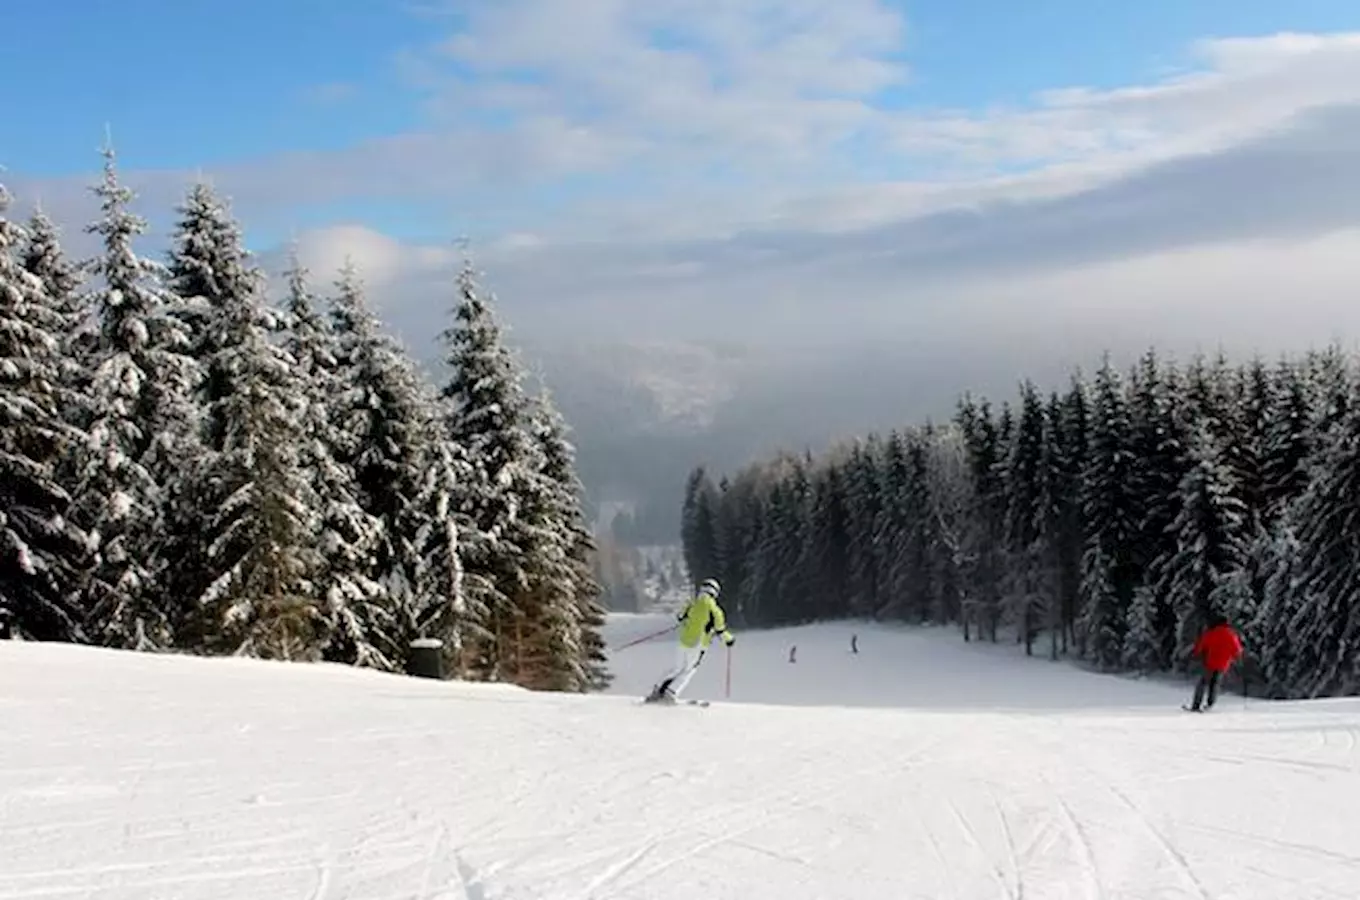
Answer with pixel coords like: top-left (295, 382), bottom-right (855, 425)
top-left (657, 644), bottom-right (706, 698)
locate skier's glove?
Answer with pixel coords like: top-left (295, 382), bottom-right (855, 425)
top-left (721, 631), bottom-right (735, 647)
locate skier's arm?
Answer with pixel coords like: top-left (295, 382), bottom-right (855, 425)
top-left (710, 599), bottom-right (735, 645)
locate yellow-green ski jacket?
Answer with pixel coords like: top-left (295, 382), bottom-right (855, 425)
top-left (676, 590), bottom-right (734, 649)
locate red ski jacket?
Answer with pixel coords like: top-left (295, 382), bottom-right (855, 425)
top-left (1193, 624), bottom-right (1243, 673)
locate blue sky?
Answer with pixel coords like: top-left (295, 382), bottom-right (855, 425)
top-left (5, 1), bottom-right (1360, 358)
top-left (4, 1), bottom-right (1355, 178)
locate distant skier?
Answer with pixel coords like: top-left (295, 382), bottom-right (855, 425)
top-left (1186, 613), bottom-right (1244, 712)
top-left (645, 578), bottom-right (735, 704)
top-left (789, 645), bottom-right (797, 664)
top-left (851, 634), bottom-right (858, 654)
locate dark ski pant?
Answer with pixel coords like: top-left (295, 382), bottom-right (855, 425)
top-left (1190, 670), bottom-right (1222, 711)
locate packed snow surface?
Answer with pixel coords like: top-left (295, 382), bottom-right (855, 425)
top-left (4, 615), bottom-right (1360, 899)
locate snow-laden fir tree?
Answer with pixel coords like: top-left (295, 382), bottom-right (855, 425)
top-left (1262, 358), bottom-right (1314, 518)
top-left (20, 206), bottom-right (92, 414)
top-left (1122, 584), bottom-right (1164, 674)
top-left (1159, 424), bottom-right (1247, 664)
top-left (200, 305), bottom-right (322, 659)
top-left (842, 437), bottom-right (885, 618)
top-left (408, 414), bottom-right (488, 678)
top-left (804, 461), bottom-right (853, 623)
top-left (749, 462), bottom-right (810, 626)
top-left (182, 196), bottom-right (323, 659)
top-left (158, 182), bottom-right (259, 639)
top-left (1233, 358), bottom-right (1273, 532)
top-left (1288, 396), bottom-right (1360, 696)
top-left (955, 396), bottom-right (1006, 641)
top-left (1036, 393), bottom-right (1069, 660)
top-left (1002, 381), bottom-right (1048, 653)
top-left (1078, 359), bottom-right (1137, 667)
top-left (0, 185), bottom-right (90, 641)
top-left (166, 182), bottom-right (257, 450)
top-left (872, 431), bottom-right (914, 620)
top-left (280, 256), bottom-right (385, 661)
top-left (328, 263), bottom-right (432, 670)
top-left (19, 205), bottom-right (94, 579)
top-left (681, 466), bottom-right (720, 585)
top-left (436, 257), bottom-right (552, 681)
top-left (528, 385), bottom-right (611, 689)
top-left (76, 148), bottom-right (201, 650)
top-left (1243, 514), bottom-right (1306, 696)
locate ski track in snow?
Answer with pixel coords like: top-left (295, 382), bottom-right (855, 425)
top-left (4, 615), bottom-right (1360, 898)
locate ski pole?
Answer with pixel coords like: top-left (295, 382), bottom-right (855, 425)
top-left (614, 624), bottom-right (676, 651)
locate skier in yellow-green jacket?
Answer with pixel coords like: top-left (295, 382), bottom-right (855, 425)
top-left (645, 578), bottom-right (735, 704)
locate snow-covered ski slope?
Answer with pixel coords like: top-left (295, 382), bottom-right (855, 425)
top-left (4, 616), bottom-right (1360, 899)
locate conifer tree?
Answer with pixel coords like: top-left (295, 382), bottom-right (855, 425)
top-left (328, 264), bottom-right (432, 670)
top-left (281, 256), bottom-right (385, 661)
top-left (76, 148), bottom-right (200, 650)
top-left (436, 258), bottom-right (554, 681)
top-left (873, 431), bottom-right (913, 619)
top-left (1289, 399), bottom-right (1360, 696)
top-left (806, 461), bottom-right (853, 621)
top-left (529, 387), bottom-right (611, 689)
top-left (0, 185), bottom-right (90, 641)
top-left (842, 437), bottom-right (885, 618)
top-left (21, 207), bottom-right (91, 400)
top-left (1160, 425), bottom-right (1247, 663)
top-left (1262, 359), bottom-right (1314, 518)
top-left (1078, 359), bottom-right (1137, 667)
top-left (1003, 381), bottom-right (1047, 652)
top-left (681, 466), bottom-right (720, 586)
top-left (184, 193), bottom-right (323, 659)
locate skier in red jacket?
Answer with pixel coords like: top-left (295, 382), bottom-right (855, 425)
top-left (1186, 613), bottom-right (1244, 712)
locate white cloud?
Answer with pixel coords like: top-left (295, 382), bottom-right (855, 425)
top-left (11, 10), bottom-right (1360, 374)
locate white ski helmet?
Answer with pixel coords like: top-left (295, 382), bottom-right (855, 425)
top-left (698, 578), bottom-right (721, 597)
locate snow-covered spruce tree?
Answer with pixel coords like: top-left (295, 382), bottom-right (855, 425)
top-left (406, 416), bottom-right (483, 676)
top-left (0, 185), bottom-right (90, 641)
top-left (713, 475), bottom-right (757, 625)
top-left (681, 466), bottom-right (720, 585)
top-left (166, 183), bottom-right (257, 449)
top-left (327, 263), bottom-right (432, 671)
top-left (925, 424), bottom-right (975, 635)
top-left (873, 430), bottom-right (913, 620)
top-left (280, 256), bottom-right (385, 660)
top-left (1036, 392), bottom-right (1070, 660)
top-left (21, 207), bottom-right (92, 413)
top-left (1122, 584), bottom-right (1163, 674)
top-left (1078, 359), bottom-right (1138, 669)
top-left (842, 436), bottom-right (885, 619)
top-left (1262, 358), bottom-right (1314, 519)
top-left (157, 182), bottom-right (263, 642)
top-left (1158, 424), bottom-right (1247, 666)
top-left (1002, 381), bottom-right (1048, 654)
top-left (1233, 357), bottom-right (1273, 533)
top-left (1286, 396), bottom-right (1360, 696)
top-left (1054, 376), bottom-right (1090, 651)
top-left (957, 396), bottom-right (1007, 642)
top-left (805, 460), bottom-right (854, 622)
top-left (1252, 514), bottom-right (1308, 697)
top-left (748, 462), bottom-right (809, 626)
top-left (76, 148), bottom-right (201, 650)
top-left (526, 384), bottom-right (611, 690)
top-left (182, 214), bottom-right (323, 659)
top-left (436, 258), bottom-right (557, 682)
top-left (1119, 349), bottom-right (1185, 672)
